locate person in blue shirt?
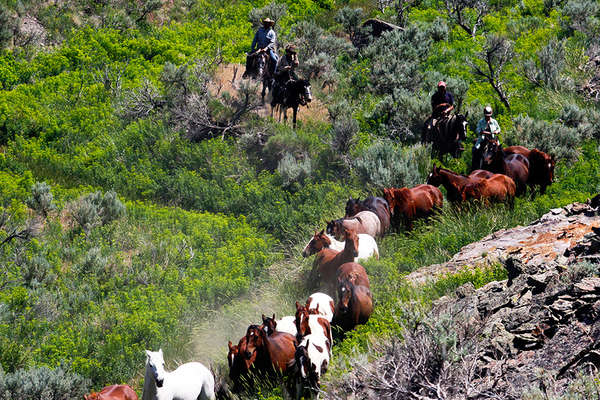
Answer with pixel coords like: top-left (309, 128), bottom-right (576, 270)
top-left (243, 18), bottom-right (278, 77)
top-left (472, 105), bottom-right (501, 168)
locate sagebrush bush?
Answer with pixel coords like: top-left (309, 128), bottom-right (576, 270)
top-left (354, 141), bottom-right (432, 188)
top-left (0, 366), bottom-right (90, 400)
top-left (20, 255), bottom-right (55, 288)
top-left (277, 152), bottom-right (312, 190)
top-left (26, 182), bottom-right (55, 218)
top-left (68, 191), bottom-right (125, 234)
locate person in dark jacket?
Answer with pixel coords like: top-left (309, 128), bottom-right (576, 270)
top-left (431, 81), bottom-right (454, 119)
top-left (272, 44), bottom-right (300, 106)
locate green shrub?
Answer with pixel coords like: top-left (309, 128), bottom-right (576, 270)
top-left (0, 366), bottom-right (90, 400)
top-left (26, 182), bottom-right (55, 218)
top-left (277, 152), bottom-right (312, 190)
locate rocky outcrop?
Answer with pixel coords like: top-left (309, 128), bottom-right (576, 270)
top-left (336, 199), bottom-right (600, 399)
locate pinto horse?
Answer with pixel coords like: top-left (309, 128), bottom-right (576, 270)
top-left (85, 385), bottom-right (138, 400)
top-left (271, 79), bottom-right (312, 128)
top-left (294, 334), bottom-right (330, 399)
top-left (310, 228), bottom-right (359, 293)
top-left (504, 146), bottom-right (555, 194)
top-left (244, 50), bottom-right (273, 104)
top-left (332, 278), bottom-right (373, 332)
top-left (426, 165), bottom-right (485, 202)
top-left (326, 210), bottom-right (382, 240)
top-left (261, 314), bottom-right (298, 337)
top-left (295, 302), bottom-right (333, 351)
top-left (306, 292), bottom-right (335, 323)
top-left (142, 349), bottom-right (215, 400)
top-left (482, 139), bottom-right (530, 196)
top-left (460, 174), bottom-right (516, 204)
top-left (302, 230), bottom-right (379, 262)
top-left (383, 185), bottom-right (443, 230)
top-left (345, 196), bottom-right (391, 234)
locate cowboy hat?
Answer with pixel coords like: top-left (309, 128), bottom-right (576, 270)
top-left (262, 17), bottom-right (275, 25)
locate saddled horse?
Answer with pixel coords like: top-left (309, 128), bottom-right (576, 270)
top-left (422, 113), bottom-right (468, 158)
top-left (482, 139), bottom-right (530, 196)
top-left (271, 79), bottom-right (312, 128)
top-left (85, 385), bottom-right (138, 400)
top-left (345, 196), bottom-right (391, 234)
top-left (143, 349), bottom-right (215, 400)
top-left (504, 146), bottom-right (556, 194)
top-left (243, 50), bottom-right (273, 104)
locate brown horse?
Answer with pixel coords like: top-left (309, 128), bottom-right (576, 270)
top-left (504, 146), bottom-right (555, 194)
top-left (469, 169), bottom-right (495, 179)
top-left (311, 228), bottom-right (359, 292)
top-left (332, 278), bottom-right (373, 332)
top-left (482, 139), bottom-right (530, 196)
top-left (345, 196), bottom-right (391, 234)
top-left (461, 174), bottom-right (516, 204)
top-left (228, 335), bottom-right (257, 390)
top-left (383, 185), bottom-right (443, 230)
top-left (336, 262), bottom-right (370, 289)
top-left (326, 210), bottom-right (382, 239)
top-left (84, 385), bottom-right (138, 400)
top-left (295, 302), bottom-right (333, 347)
top-left (426, 165), bottom-right (484, 202)
top-left (244, 325), bottom-right (297, 375)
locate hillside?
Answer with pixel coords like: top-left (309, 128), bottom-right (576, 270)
top-left (0, 0), bottom-right (599, 399)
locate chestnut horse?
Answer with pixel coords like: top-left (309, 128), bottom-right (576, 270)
top-left (85, 385), bottom-right (138, 400)
top-left (504, 146), bottom-right (555, 194)
top-left (482, 139), bottom-right (530, 196)
top-left (302, 230), bottom-right (379, 262)
top-left (326, 210), bottom-right (382, 239)
top-left (295, 302), bottom-right (333, 347)
top-left (332, 278), bottom-right (373, 332)
top-left (311, 228), bottom-right (359, 293)
top-left (383, 185), bottom-right (443, 230)
top-left (336, 262), bottom-right (370, 289)
top-left (426, 165), bottom-right (485, 202)
top-left (345, 196), bottom-right (391, 234)
top-left (461, 174), bottom-right (516, 204)
top-left (244, 325), bottom-right (297, 375)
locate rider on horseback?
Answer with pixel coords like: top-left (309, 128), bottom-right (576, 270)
top-left (430, 81), bottom-right (454, 123)
top-left (272, 44), bottom-right (299, 106)
top-left (472, 105), bottom-right (501, 168)
top-left (243, 17), bottom-right (278, 78)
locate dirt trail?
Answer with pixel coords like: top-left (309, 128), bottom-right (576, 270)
top-left (191, 256), bottom-right (311, 366)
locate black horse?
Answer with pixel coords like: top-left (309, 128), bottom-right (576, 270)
top-left (422, 113), bottom-right (468, 158)
top-left (243, 50), bottom-right (273, 103)
top-left (271, 79), bottom-right (312, 128)
top-left (471, 133), bottom-right (496, 171)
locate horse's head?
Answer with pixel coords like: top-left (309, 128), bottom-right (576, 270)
top-left (145, 349), bottom-right (166, 387)
top-left (337, 279), bottom-right (353, 313)
top-left (294, 340), bottom-right (311, 379)
top-left (295, 301), bottom-right (310, 340)
top-left (299, 80), bottom-right (312, 106)
top-left (302, 230), bottom-right (331, 257)
top-left (227, 340), bottom-right (238, 369)
top-left (482, 139), bottom-right (501, 166)
top-left (345, 197), bottom-right (360, 218)
top-left (244, 325), bottom-right (264, 359)
top-left (530, 149), bottom-right (556, 184)
top-left (326, 219), bottom-right (344, 240)
top-left (343, 227), bottom-right (359, 258)
top-left (456, 113), bottom-right (468, 136)
top-left (261, 313), bottom-right (277, 335)
top-left (427, 164), bottom-right (442, 186)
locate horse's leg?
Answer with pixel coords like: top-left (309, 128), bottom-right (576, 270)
top-left (293, 106), bottom-right (298, 129)
top-left (261, 80), bottom-right (266, 104)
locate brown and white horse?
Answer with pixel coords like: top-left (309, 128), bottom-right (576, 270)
top-left (326, 210), bottom-right (382, 239)
top-left (310, 228), bottom-right (359, 293)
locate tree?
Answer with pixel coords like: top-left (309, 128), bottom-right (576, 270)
top-left (395, 0), bottom-right (422, 27)
top-left (467, 35), bottom-right (513, 110)
top-left (444, 0), bottom-right (489, 38)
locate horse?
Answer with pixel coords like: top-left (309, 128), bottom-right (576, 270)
top-left (85, 385), bottom-right (138, 400)
top-left (345, 196), bottom-right (391, 234)
top-left (332, 278), bottom-right (373, 332)
top-left (481, 139), bottom-right (530, 196)
top-left (227, 335), bottom-right (260, 392)
top-left (426, 165), bottom-right (484, 202)
top-left (261, 314), bottom-right (298, 336)
top-left (504, 146), bottom-right (555, 194)
top-left (302, 230), bottom-right (379, 262)
top-left (243, 325), bottom-right (297, 376)
top-left (469, 169), bottom-right (495, 179)
top-left (294, 334), bottom-right (330, 399)
top-left (310, 228), bottom-right (359, 293)
top-left (305, 292), bottom-right (335, 323)
top-left (244, 50), bottom-right (273, 104)
top-left (142, 349), bottom-right (215, 400)
top-left (271, 79), bottom-right (312, 128)
top-left (295, 302), bottom-right (332, 349)
top-left (336, 262), bottom-right (370, 289)
top-left (460, 174), bottom-right (516, 204)
top-left (383, 185), bottom-right (443, 230)
top-left (422, 113), bottom-right (468, 158)
top-left (326, 211), bottom-right (382, 240)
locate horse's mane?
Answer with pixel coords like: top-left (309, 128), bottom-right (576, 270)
top-left (438, 167), bottom-right (470, 179)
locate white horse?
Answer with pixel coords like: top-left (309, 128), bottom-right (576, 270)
top-left (142, 349), bottom-right (215, 400)
top-left (302, 232), bottom-right (379, 262)
top-left (306, 292), bottom-right (334, 323)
